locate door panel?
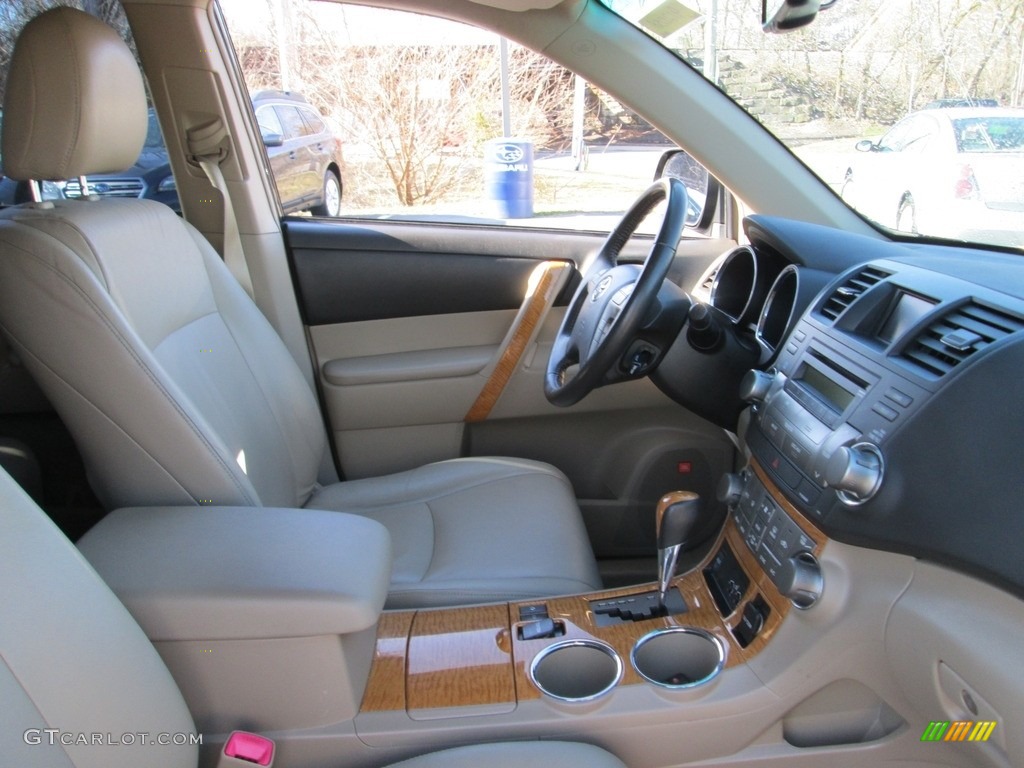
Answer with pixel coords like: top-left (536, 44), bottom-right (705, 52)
top-left (285, 219), bottom-right (738, 557)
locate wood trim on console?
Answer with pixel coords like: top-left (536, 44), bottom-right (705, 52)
top-left (723, 459), bottom-right (825, 656)
top-left (360, 611), bottom-right (412, 712)
top-left (360, 464), bottom-right (829, 713)
top-left (406, 605), bottom-right (515, 715)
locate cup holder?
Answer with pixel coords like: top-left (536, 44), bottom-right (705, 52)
top-left (631, 628), bottom-right (725, 689)
top-left (529, 639), bottom-right (622, 703)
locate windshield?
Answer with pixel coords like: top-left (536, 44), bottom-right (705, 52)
top-left (603, 0), bottom-right (1024, 249)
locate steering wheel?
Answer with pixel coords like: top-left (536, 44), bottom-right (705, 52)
top-left (545, 177), bottom-right (689, 407)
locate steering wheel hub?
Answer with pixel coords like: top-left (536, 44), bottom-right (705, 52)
top-left (544, 178), bottom-right (691, 407)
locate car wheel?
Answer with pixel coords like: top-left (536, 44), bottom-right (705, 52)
top-left (896, 196), bottom-right (917, 234)
top-left (311, 170), bottom-right (341, 217)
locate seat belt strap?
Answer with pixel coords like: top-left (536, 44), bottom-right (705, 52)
top-left (187, 119), bottom-right (255, 299)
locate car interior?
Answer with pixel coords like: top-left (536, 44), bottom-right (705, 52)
top-left (1, 1), bottom-right (1022, 768)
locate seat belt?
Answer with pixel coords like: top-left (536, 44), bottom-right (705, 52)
top-left (187, 119), bottom-right (255, 299)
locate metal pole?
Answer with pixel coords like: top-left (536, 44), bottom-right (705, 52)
top-left (500, 37), bottom-right (512, 137)
top-left (572, 74), bottom-right (586, 170)
top-left (703, 0), bottom-right (718, 86)
top-left (272, 0), bottom-right (292, 91)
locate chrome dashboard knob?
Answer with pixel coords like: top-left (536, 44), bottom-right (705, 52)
top-left (825, 442), bottom-right (884, 505)
top-left (739, 369), bottom-right (775, 403)
top-left (779, 551), bottom-right (823, 609)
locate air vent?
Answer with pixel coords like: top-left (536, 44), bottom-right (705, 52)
top-left (700, 269), bottom-right (717, 294)
top-left (820, 267), bottom-right (891, 321)
top-left (692, 264), bottom-right (719, 302)
top-left (901, 302), bottom-right (1024, 376)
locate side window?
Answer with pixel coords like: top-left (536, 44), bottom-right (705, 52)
top-left (301, 108), bottom-right (326, 135)
top-left (274, 106), bottom-right (310, 140)
top-left (256, 106), bottom-right (284, 139)
top-left (877, 121), bottom-right (911, 152)
top-left (900, 116), bottom-right (935, 154)
top-left (221, 1), bottom-right (709, 231)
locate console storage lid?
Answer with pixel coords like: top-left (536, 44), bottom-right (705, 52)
top-left (78, 506), bottom-right (391, 641)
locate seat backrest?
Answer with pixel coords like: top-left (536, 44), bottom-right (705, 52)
top-left (0, 8), bottom-right (327, 509)
top-left (0, 462), bottom-right (198, 768)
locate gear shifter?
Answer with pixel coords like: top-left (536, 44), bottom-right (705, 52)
top-left (656, 491), bottom-right (704, 609)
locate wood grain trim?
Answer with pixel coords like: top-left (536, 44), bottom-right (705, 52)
top-left (464, 261), bottom-right (571, 422)
top-left (718, 459), bottom-right (827, 655)
top-left (717, 524), bottom-right (791, 657)
top-left (360, 611), bottom-right (413, 712)
top-left (406, 604), bottom-right (515, 714)
top-left (359, 469), bottom-right (831, 713)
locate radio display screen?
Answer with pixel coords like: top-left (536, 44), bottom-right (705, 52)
top-left (795, 363), bottom-right (856, 414)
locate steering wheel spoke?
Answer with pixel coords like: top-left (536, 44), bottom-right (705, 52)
top-left (544, 178), bottom-right (690, 407)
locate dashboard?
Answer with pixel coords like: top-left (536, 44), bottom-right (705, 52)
top-left (668, 215), bottom-right (1024, 600)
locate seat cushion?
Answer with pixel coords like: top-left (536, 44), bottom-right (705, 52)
top-left (383, 742), bottom-right (626, 768)
top-left (305, 457), bottom-right (602, 609)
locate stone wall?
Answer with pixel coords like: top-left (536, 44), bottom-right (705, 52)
top-left (716, 55), bottom-right (815, 124)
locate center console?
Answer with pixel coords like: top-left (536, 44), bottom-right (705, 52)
top-left (357, 464), bottom-right (824, 726)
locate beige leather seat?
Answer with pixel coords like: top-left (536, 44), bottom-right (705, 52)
top-left (0, 464), bottom-right (625, 768)
top-left (0, 8), bottom-right (601, 608)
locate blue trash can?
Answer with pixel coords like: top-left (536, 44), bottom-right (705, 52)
top-left (484, 139), bottom-right (533, 219)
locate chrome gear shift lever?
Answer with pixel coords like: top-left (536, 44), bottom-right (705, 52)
top-left (656, 491), bottom-right (703, 609)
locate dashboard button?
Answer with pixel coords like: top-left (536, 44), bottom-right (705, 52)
top-left (885, 388), bottom-right (913, 408)
top-left (741, 487), bottom-right (761, 523)
top-left (871, 402), bottom-right (899, 422)
top-left (762, 412), bottom-right (785, 446)
top-left (782, 436), bottom-right (811, 472)
top-left (795, 479), bottom-right (821, 507)
top-left (746, 528), bottom-right (763, 551)
top-left (776, 518), bottom-right (799, 557)
top-left (757, 541), bottom-right (783, 580)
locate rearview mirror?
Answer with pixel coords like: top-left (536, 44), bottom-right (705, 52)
top-left (762, 0), bottom-right (833, 32)
top-left (855, 139), bottom-right (876, 152)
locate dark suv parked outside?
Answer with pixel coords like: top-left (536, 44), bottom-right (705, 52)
top-left (65, 91), bottom-right (343, 216)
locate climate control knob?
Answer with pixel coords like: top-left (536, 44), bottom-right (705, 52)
top-left (779, 551), bottom-right (823, 609)
top-left (826, 442), bottom-right (884, 505)
top-left (739, 369), bottom-right (775, 403)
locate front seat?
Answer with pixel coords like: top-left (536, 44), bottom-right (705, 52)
top-left (0, 464), bottom-right (626, 768)
top-left (0, 8), bottom-right (601, 608)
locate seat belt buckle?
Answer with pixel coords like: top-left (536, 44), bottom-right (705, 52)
top-left (218, 731), bottom-right (275, 767)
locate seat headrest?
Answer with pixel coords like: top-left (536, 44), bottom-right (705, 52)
top-left (1, 7), bottom-right (147, 181)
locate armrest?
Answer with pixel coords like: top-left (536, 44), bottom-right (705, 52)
top-left (78, 506), bottom-right (391, 642)
top-left (322, 345), bottom-right (495, 386)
